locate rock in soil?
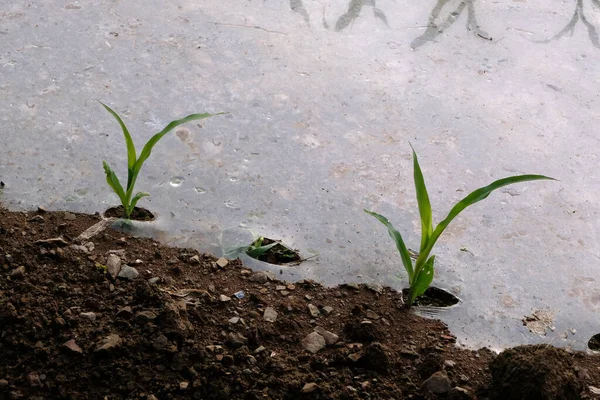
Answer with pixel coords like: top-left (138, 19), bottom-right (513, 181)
top-left (422, 370), bottom-right (451, 395)
top-left (302, 331), bottom-right (326, 354)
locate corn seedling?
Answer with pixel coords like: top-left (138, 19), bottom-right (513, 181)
top-left (246, 236), bottom-right (280, 258)
top-left (100, 102), bottom-right (225, 219)
top-left (365, 146), bottom-right (555, 307)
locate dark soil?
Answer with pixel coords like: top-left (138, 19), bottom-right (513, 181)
top-left (490, 345), bottom-right (585, 400)
top-left (0, 206), bottom-right (598, 400)
top-left (589, 334), bottom-right (600, 351)
top-left (104, 206), bottom-right (155, 221)
top-left (402, 287), bottom-right (461, 308)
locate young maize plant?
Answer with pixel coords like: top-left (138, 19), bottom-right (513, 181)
top-left (365, 146), bottom-right (555, 307)
top-left (100, 102), bottom-right (225, 219)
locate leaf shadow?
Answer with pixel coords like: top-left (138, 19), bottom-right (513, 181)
top-left (411, 0), bottom-right (492, 50)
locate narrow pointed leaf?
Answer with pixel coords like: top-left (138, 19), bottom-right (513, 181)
top-left (102, 161), bottom-right (127, 204)
top-left (98, 102), bottom-right (137, 189)
top-left (246, 241), bottom-right (280, 258)
top-left (135, 112), bottom-right (226, 171)
top-left (415, 174), bottom-right (555, 270)
top-left (129, 191), bottom-right (149, 214)
top-left (411, 146), bottom-right (433, 253)
top-left (409, 255), bottom-right (435, 305)
top-left (365, 209), bottom-right (415, 283)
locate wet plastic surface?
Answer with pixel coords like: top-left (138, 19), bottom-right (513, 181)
top-left (1, 0), bottom-right (599, 350)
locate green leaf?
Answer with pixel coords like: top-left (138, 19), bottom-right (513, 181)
top-left (128, 191), bottom-right (149, 215)
top-left (411, 145), bottom-right (433, 253)
top-left (365, 209), bottom-right (415, 283)
top-left (414, 174), bottom-right (556, 271)
top-left (135, 112), bottom-right (226, 172)
top-left (247, 241), bottom-right (279, 258)
top-left (102, 161), bottom-right (127, 205)
top-left (409, 255), bottom-right (435, 305)
top-left (127, 112), bottom-right (226, 204)
top-left (98, 101), bottom-right (137, 189)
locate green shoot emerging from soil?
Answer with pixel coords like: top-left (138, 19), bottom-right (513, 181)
top-left (100, 102), bottom-right (224, 219)
top-left (245, 236), bottom-right (281, 259)
top-left (365, 146), bottom-right (555, 307)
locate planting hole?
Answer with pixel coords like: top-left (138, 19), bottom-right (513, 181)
top-left (588, 333), bottom-right (600, 351)
top-left (245, 237), bottom-right (302, 265)
top-left (104, 206), bottom-right (155, 221)
top-left (402, 287), bottom-right (460, 307)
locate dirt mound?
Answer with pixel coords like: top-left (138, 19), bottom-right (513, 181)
top-left (489, 345), bottom-right (584, 400)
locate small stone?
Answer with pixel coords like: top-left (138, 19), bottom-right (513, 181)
top-left (70, 244), bottom-right (89, 253)
top-left (79, 312), bottom-right (96, 321)
top-left (361, 381), bottom-right (370, 390)
top-left (228, 316), bottom-right (240, 324)
top-left (85, 242), bottom-right (95, 252)
top-left (302, 383), bottom-right (319, 393)
top-left (219, 294), bottom-right (231, 302)
top-left (226, 332), bottom-right (248, 349)
top-left (448, 386), bottom-right (474, 399)
top-left (179, 381), bottom-right (189, 390)
top-left (459, 374), bottom-right (469, 383)
top-left (148, 277), bottom-right (160, 284)
top-left (250, 272), bottom-right (268, 283)
top-left (10, 266), bottom-right (26, 279)
top-left (366, 283), bottom-right (383, 294)
top-left (321, 306), bottom-right (334, 315)
top-left (302, 332), bottom-right (326, 354)
top-left (422, 371), bottom-right (451, 395)
top-left (287, 284), bottom-right (295, 290)
top-left (153, 335), bottom-right (177, 353)
top-left (444, 360), bottom-right (456, 368)
top-left (95, 334), bottom-right (122, 353)
top-left (189, 255), bottom-right (200, 264)
top-left (365, 310), bottom-right (380, 320)
top-left (345, 282), bottom-right (360, 290)
top-left (280, 290), bottom-right (290, 296)
top-left (305, 295), bottom-right (313, 301)
top-left (254, 346), bottom-right (266, 354)
top-left (64, 212), bottom-right (76, 220)
top-left (263, 307), bottom-right (278, 322)
top-left (589, 386), bottom-right (600, 395)
top-left (247, 355), bottom-right (257, 364)
top-left (62, 339), bottom-right (83, 354)
top-left (276, 285), bottom-right (286, 291)
top-left (106, 254), bottom-right (122, 280)
top-left (348, 352), bottom-right (363, 362)
top-left (135, 311), bottom-right (157, 323)
top-left (115, 306), bottom-right (133, 319)
top-left (37, 206), bottom-right (47, 213)
top-left (216, 258), bottom-right (228, 267)
top-left (118, 265), bottom-right (139, 280)
top-left (314, 326), bottom-right (339, 345)
top-left (307, 304), bottom-right (320, 317)
top-left (400, 347), bottom-right (420, 359)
